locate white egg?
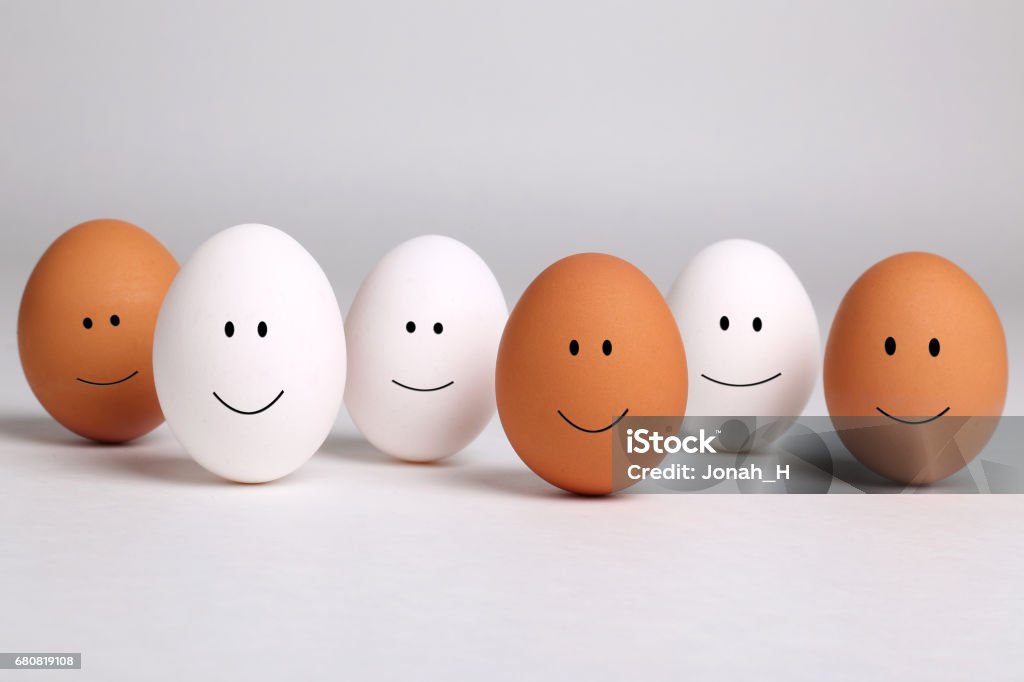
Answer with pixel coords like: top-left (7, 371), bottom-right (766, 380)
top-left (345, 235), bottom-right (507, 462)
top-left (666, 239), bottom-right (819, 450)
top-left (153, 224), bottom-right (346, 482)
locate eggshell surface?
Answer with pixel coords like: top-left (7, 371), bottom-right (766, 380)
top-left (18, 219), bottom-right (179, 443)
top-left (345, 236), bottom-right (507, 461)
top-left (153, 224), bottom-right (346, 483)
top-left (496, 253), bottom-right (688, 495)
top-left (666, 240), bottom-right (819, 450)
top-left (824, 252), bottom-right (1007, 484)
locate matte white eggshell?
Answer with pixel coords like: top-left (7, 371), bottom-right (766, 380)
top-left (666, 239), bottom-right (819, 450)
top-left (345, 236), bottom-right (507, 462)
top-left (153, 224), bottom-right (346, 482)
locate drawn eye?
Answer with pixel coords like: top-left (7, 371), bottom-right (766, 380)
top-left (110, 314), bottom-right (120, 327)
top-left (258, 321), bottom-right (268, 338)
top-left (225, 321), bottom-right (235, 338)
top-left (929, 338), bottom-right (940, 357)
top-left (752, 317), bottom-right (762, 332)
top-left (434, 322), bottom-right (443, 334)
top-left (406, 321), bottom-right (416, 333)
top-left (884, 336), bottom-right (896, 356)
top-left (569, 339), bottom-right (579, 356)
top-left (602, 339), bottom-right (613, 356)
top-left (719, 316), bottom-right (729, 331)
top-left (83, 317), bottom-right (93, 330)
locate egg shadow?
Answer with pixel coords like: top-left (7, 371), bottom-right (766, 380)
top-left (444, 463), bottom-right (586, 499)
top-left (445, 444), bottom-right (632, 501)
top-left (321, 432), bottom-right (610, 499)
top-left (0, 413), bottom-right (226, 485)
top-left (826, 444), bottom-right (915, 493)
top-left (0, 414), bottom-right (99, 448)
top-left (91, 449), bottom-right (227, 486)
top-left (320, 432), bottom-right (465, 468)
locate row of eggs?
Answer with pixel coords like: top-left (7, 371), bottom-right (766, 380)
top-left (17, 220), bottom-right (1008, 494)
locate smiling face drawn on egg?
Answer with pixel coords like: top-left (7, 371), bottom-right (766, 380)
top-left (345, 236), bottom-right (508, 463)
top-left (556, 337), bottom-right (629, 433)
top-left (389, 320), bottom-right (455, 392)
top-left (824, 252), bottom-right (1007, 484)
top-left (74, 314), bottom-right (140, 386)
top-left (18, 219), bottom-right (180, 443)
top-left (153, 224), bottom-right (346, 483)
top-left (496, 253), bottom-right (688, 495)
top-left (666, 240), bottom-right (819, 450)
top-left (872, 335), bottom-right (950, 424)
top-left (211, 319), bottom-right (285, 414)
top-left (698, 315), bottom-right (783, 388)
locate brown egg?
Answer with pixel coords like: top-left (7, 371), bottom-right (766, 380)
top-left (824, 252), bottom-right (1007, 484)
top-left (496, 253), bottom-right (688, 495)
top-left (18, 219), bottom-right (180, 443)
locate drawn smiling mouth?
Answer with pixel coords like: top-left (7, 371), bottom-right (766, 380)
top-left (213, 390), bottom-right (284, 415)
top-left (76, 370), bottom-right (139, 386)
top-left (875, 406), bottom-right (950, 425)
top-left (391, 379), bottom-right (454, 392)
top-left (701, 372), bottom-right (782, 388)
top-left (557, 408), bottom-right (629, 434)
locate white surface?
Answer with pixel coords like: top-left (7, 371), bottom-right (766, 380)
top-left (1, 410), bottom-right (1021, 681)
top-left (1, 1), bottom-right (1022, 679)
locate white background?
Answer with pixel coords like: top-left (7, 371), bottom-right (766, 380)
top-left (1, 1), bottom-right (1022, 679)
